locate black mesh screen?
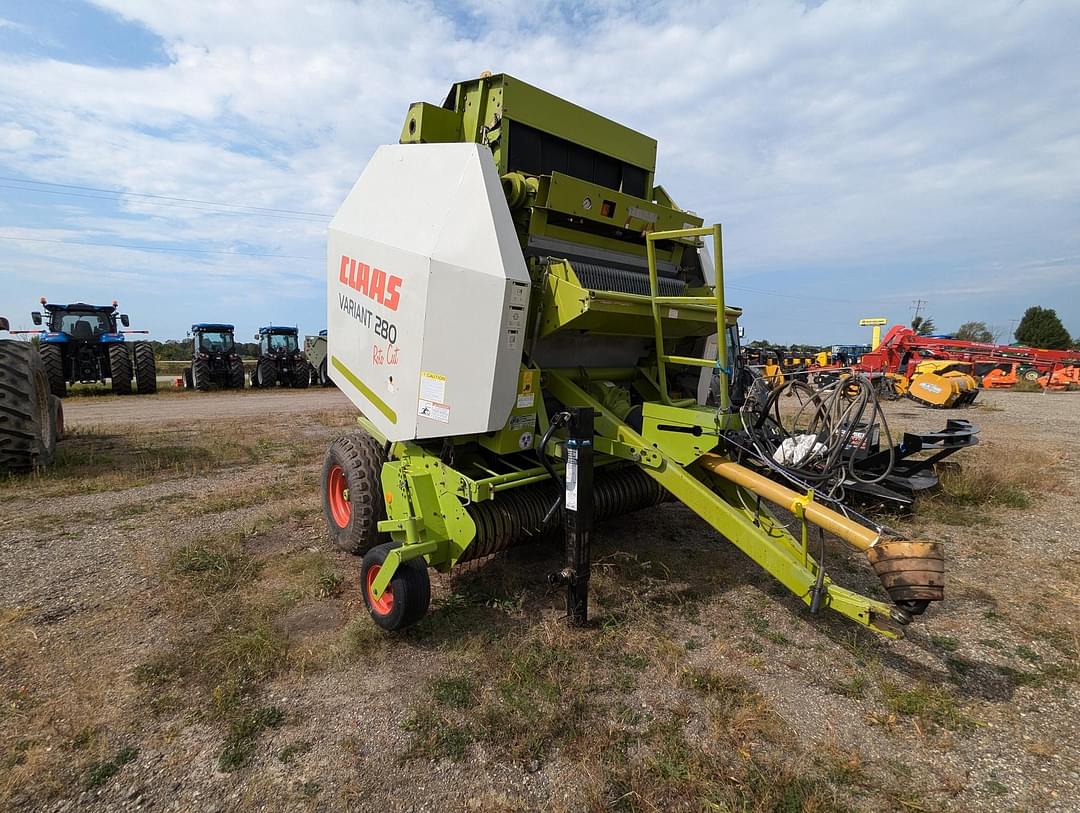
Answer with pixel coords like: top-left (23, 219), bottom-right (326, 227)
top-left (508, 121), bottom-right (648, 198)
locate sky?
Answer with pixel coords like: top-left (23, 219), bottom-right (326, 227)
top-left (0, 0), bottom-right (1077, 345)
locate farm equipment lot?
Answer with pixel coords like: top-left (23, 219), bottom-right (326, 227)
top-left (1, 391), bottom-right (1077, 811)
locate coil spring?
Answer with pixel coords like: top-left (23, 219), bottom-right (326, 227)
top-left (459, 466), bottom-right (664, 563)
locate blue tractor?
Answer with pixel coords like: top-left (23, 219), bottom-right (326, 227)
top-left (250, 325), bottom-right (310, 388)
top-left (31, 298), bottom-right (156, 398)
top-left (184, 323), bottom-right (245, 390)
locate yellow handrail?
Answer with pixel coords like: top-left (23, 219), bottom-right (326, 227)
top-left (645, 224), bottom-right (727, 410)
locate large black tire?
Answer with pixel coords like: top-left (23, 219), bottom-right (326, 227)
top-left (318, 359), bottom-right (330, 387)
top-left (183, 367), bottom-right (193, 389)
top-left (191, 357), bottom-right (211, 391)
top-left (322, 432), bottom-right (387, 554)
top-left (39, 343), bottom-right (66, 398)
top-left (255, 358), bottom-right (278, 388)
top-left (0, 340), bottom-right (53, 472)
top-left (228, 358), bottom-right (245, 389)
top-left (109, 344), bottom-right (132, 394)
top-left (292, 362), bottom-right (311, 389)
top-left (360, 542), bottom-right (431, 631)
top-left (133, 341), bottom-right (157, 394)
top-left (50, 395), bottom-right (64, 442)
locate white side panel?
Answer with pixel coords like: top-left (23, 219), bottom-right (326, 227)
top-left (326, 142), bottom-right (530, 442)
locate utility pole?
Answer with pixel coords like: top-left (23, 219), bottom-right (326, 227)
top-left (911, 299), bottom-right (927, 322)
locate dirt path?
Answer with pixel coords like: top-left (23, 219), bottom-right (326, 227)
top-left (1, 388), bottom-right (1077, 812)
top-left (61, 387), bottom-right (352, 426)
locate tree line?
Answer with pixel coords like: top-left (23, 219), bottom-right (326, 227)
top-left (911, 306), bottom-right (1076, 350)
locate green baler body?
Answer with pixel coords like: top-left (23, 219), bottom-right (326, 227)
top-left (353, 74), bottom-right (907, 639)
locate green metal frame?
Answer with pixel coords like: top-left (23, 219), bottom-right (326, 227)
top-left (351, 79), bottom-right (908, 637)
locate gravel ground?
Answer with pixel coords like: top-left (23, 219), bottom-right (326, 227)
top-left (0, 388), bottom-right (1077, 812)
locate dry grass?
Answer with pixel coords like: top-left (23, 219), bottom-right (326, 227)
top-left (919, 446), bottom-right (1057, 524)
top-left (0, 419), bottom-right (328, 499)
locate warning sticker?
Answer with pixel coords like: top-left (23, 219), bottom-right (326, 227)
top-left (667, 308), bottom-right (680, 319)
top-left (417, 399), bottom-right (450, 423)
top-left (509, 413), bottom-right (534, 431)
top-left (520, 370), bottom-right (535, 393)
top-left (506, 330), bottom-right (521, 351)
top-left (419, 371), bottom-right (446, 403)
top-left (516, 392), bottom-right (535, 409)
top-left (565, 447), bottom-right (579, 511)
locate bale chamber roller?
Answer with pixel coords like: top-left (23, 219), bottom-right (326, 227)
top-left (322, 73), bottom-right (947, 637)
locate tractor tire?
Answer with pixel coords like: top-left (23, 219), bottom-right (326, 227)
top-left (133, 341), bottom-right (157, 394)
top-left (228, 358), bottom-right (245, 389)
top-left (109, 344), bottom-right (132, 394)
top-left (255, 358), bottom-right (278, 388)
top-left (292, 363), bottom-right (311, 389)
top-left (0, 340), bottom-right (53, 472)
top-left (322, 432), bottom-right (387, 554)
top-left (50, 395), bottom-right (64, 441)
top-left (183, 367), bottom-right (193, 389)
top-left (192, 357), bottom-right (211, 391)
top-left (360, 542), bottom-right (431, 631)
top-left (39, 343), bottom-right (67, 398)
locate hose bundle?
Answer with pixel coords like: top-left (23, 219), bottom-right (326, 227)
top-left (730, 372), bottom-right (896, 501)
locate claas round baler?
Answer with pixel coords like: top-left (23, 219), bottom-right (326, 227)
top-left (321, 73), bottom-right (947, 638)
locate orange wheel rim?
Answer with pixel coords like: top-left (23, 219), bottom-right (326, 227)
top-left (366, 565), bottom-right (394, 615)
top-left (327, 464), bottom-right (350, 528)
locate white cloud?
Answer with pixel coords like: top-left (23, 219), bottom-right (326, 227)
top-left (0, 0), bottom-right (1078, 342)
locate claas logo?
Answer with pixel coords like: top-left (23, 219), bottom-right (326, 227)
top-left (339, 255), bottom-right (402, 311)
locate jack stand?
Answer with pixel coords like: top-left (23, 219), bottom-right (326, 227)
top-left (548, 407), bottom-right (594, 626)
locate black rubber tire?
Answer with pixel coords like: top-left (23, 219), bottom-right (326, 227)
top-left (1022, 368), bottom-right (1040, 383)
top-left (133, 341), bottom-right (157, 394)
top-left (292, 363), bottom-right (311, 389)
top-left (109, 344), bottom-right (132, 394)
top-left (50, 395), bottom-right (64, 442)
top-left (256, 358), bottom-right (278, 388)
top-left (39, 343), bottom-right (66, 399)
top-left (228, 358), bottom-right (245, 389)
top-left (0, 340), bottom-right (52, 472)
top-left (360, 542), bottom-right (431, 631)
top-left (318, 359), bottom-right (330, 387)
top-left (183, 367), bottom-right (193, 389)
top-left (322, 432), bottom-right (387, 554)
top-left (192, 357), bottom-right (211, 391)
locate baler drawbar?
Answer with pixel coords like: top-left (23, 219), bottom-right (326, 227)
top-left (321, 73), bottom-right (951, 638)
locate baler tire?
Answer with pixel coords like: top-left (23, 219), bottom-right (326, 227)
top-left (109, 345), bottom-right (132, 394)
top-left (133, 342), bottom-right (157, 394)
top-left (40, 343), bottom-right (67, 398)
top-left (192, 357), bottom-right (211, 391)
top-left (322, 432), bottom-right (386, 554)
top-left (318, 360), bottom-right (330, 387)
top-left (228, 358), bottom-right (245, 389)
top-left (361, 543), bottom-right (431, 631)
top-left (1022, 368), bottom-right (1040, 383)
top-left (0, 340), bottom-right (52, 472)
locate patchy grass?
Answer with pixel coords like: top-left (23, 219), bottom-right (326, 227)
top-left (877, 679), bottom-right (973, 733)
top-left (167, 536), bottom-right (261, 593)
top-left (218, 706), bottom-right (285, 772)
top-left (83, 746), bottom-right (138, 790)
